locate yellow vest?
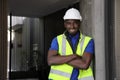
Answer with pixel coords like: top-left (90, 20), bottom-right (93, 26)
top-left (48, 33), bottom-right (94, 80)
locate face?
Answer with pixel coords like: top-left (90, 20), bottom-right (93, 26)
top-left (64, 19), bottom-right (80, 35)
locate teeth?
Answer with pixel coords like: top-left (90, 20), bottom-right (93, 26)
top-left (70, 29), bottom-right (75, 32)
top-left (70, 29), bottom-right (75, 30)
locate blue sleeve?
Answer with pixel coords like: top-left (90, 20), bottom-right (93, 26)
top-left (49, 37), bottom-right (58, 51)
top-left (84, 39), bottom-right (94, 54)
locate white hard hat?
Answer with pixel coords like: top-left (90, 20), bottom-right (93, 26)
top-left (63, 8), bottom-right (82, 21)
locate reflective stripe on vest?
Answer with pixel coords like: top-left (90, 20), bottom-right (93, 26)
top-left (78, 76), bottom-right (94, 80)
top-left (62, 36), bottom-right (66, 55)
top-left (80, 34), bottom-right (85, 54)
top-left (50, 69), bottom-right (71, 78)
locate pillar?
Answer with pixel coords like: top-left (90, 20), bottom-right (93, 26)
top-left (92, 0), bottom-right (106, 80)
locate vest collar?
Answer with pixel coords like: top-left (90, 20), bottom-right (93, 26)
top-left (63, 30), bottom-right (81, 39)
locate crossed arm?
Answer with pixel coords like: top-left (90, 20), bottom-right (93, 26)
top-left (47, 50), bottom-right (93, 69)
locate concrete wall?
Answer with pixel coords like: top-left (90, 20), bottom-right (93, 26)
top-left (79, 0), bottom-right (106, 80)
top-left (80, 0), bottom-right (93, 36)
top-left (115, 0), bottom-right (120, 79)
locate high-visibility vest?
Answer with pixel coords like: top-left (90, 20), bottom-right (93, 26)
top-left (48, 33), bottom-right (94, 80)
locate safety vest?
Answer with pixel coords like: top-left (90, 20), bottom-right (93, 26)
top-left (48, 33), bottom-right (94, 80)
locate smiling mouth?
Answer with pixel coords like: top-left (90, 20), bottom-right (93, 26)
top-left (69, 29), bottom-right (76, 32)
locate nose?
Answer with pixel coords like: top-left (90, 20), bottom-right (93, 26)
top-left (70, 22), bottom-right (75, 28)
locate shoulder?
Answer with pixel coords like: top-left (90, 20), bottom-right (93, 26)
top-left (57, 34), bottom-right (63, 37)
top-left (85, 39), bottom-right (94, 54)
top-left (51, 34), bottom-right (64, 43)
top-left (88, 39), bottom-right (94, 46)
top-left (82, 34), bottom-right (93, 43)
top-left (85, 35), bottom-right (92, 40)
top-left (57, 34), bottom-right (65, 40)
top-left (83, 34), bottom-right (94, 46)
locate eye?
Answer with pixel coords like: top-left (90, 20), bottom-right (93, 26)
top-left (65, 21), bottom-right (71, 25)
top-left (64, 20), bottom-right (80, 26)
top-left (74, 21), bottom-right (80, 24)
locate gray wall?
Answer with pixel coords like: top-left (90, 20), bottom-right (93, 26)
top-left (115, 0), bottom-right (120, 79)
top-left (80, 0), bottom-right (93, 36)
top-left (79, 0), bottom-right (106, 80)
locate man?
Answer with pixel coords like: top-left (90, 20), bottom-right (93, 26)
top-left (47, 8), bottom-right (94, 80)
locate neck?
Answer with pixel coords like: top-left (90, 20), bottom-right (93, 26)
top-left (69, 31), bottom-right (80, 37)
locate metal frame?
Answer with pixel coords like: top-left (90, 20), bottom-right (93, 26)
top-left (105, 0), bottom-right (116, 80)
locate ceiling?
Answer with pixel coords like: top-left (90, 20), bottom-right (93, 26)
top-left (8, 0), bottom-right (79, 17)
